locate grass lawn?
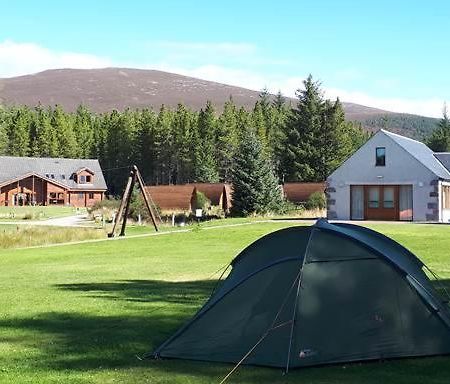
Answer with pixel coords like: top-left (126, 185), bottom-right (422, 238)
top-left (0, 206), bottom-right (85, 221)
top-left (0, 221), bottom-right (450, 383)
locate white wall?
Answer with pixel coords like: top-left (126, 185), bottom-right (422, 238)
top-left (327, 131), bottom-right (438, 221)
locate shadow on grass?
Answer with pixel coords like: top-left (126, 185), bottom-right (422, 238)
top-left (0, 280), bottom-right (216, 372)
top-left (55, 279), bottom-right (217, 304)
top-left (2, 279), bottom-right (450, 383)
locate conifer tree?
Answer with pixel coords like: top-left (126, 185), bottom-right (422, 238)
top-left (281, 74), bottom-right (324, 181)
top-left (33, 106), bottom-right (59, 157)
top-left (0, 108), bottom-right (8, 155)
top-left (216, 98), bottom-right (238, 181)
top-left (8, 107), bottom-right (31, 156)
top-left (74, 104), bottom-right (94, 158)
top-left (52, 105), bottom-right (77, 158)
top-left (194, 101), bottom-right (219, 182)
top-left (427, 104), bottom-right (450, 152)
top-left (231, 128), bottom-right (284, 216)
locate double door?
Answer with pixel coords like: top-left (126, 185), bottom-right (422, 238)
top-left (351, 185), bottom-right (412, 221)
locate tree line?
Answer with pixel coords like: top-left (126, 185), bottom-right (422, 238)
top-left (0, 75), bottom-right (370, 208)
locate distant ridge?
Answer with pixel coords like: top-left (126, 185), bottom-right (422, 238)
top-left (0, 68), bottom-right (438, 139)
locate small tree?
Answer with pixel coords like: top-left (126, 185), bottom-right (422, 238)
top-left (231, 128), bottom-right (284, 216)
top-left (427, 103), bottom-right (450, 152)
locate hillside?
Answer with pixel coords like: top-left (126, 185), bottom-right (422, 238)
top-left (0, 68), bottom-right (438, 139)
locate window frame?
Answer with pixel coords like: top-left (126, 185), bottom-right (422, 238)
top-left (375, 147), bottom-right (386, 167)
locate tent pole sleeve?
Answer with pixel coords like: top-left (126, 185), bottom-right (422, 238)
top-left (285, 228), bottom-right (315, 374)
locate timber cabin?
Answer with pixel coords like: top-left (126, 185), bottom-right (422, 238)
top-left (327, 129), bottom-right (450, 222)
top-left (0, 156), bottom-right (107, 207)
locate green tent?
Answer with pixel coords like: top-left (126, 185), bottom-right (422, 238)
top-left (152, 219), bottom-right (450, 369)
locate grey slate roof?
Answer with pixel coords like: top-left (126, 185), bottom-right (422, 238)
top-left (434, 153), bottom-right (450, 174)
top-left (0, 156), bottom-right (107, 190)
top-left (381, 130), bottom-right (450, 180)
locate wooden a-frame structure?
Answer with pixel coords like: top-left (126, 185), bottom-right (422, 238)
top-left (108, 165), bottom-right (159, 237)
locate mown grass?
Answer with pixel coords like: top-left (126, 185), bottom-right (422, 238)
top-left (0, 221), bottom-right (449, 383)
top-left (0, 206), bottom-right (85, 221)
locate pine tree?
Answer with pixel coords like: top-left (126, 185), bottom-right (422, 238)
top-left (52, 105), bottom-right (77, 158)
top-left (154, 105), bottom-right (174, 184)
top-left (427, 104), bottom-right (450, 152)
top-left (8, 106), bottom-right (31, 156)
top-left (33, 106), bottom-right (59, 157)
top-left (281, 74), bottom-right (324, 181)
top-left (216, 98), bottom-right (238, 181)
top-left (231, 128), bottom-right (284, 216)
top-left (194, 101), bottom-right (219, 182)
top-left (136, 108), bottom-right (157, 183)
top-left (74, 104), bottom-right (94, 158)
top-left (0, 107), bottom-right (10, 155)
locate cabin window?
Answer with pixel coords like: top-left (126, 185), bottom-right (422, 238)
top-left (79, 175), bottom-right (86, 184)
top-left (89, 193), bottom-right (94, 199)
top-left (376, 147), bottom-right (386, 166)
top-left (86, 175), bottom-right (92, 183)
top-left (78, 193), bottom-right (84, 198)
top-left (51, 174), bottom-right (55, 179)
top-left (61, 174), bottom-right (66, 180)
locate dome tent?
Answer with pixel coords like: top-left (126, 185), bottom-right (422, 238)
top-left (152, 219), bottom-right (450, 369)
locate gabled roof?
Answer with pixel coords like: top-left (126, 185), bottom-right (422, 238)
top-left (434, 153), bottom-right (450, 173)
top-left (192, 183), bottom-right (228, 206)
top-left (0, 156), bottom-right (107, 190)
top-left (381, 130), bottom-right (450, 180)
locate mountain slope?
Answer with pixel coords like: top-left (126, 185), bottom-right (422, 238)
top-left (0, 68), bottom-right (438, 138)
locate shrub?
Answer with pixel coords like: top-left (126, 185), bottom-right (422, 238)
top-left (194, 191), bottom-right (211, 210)
top-left (305, 192), bottom-right (327, 210)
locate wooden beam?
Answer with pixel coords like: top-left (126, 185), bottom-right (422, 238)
top-left (119, 172), bottom-right (137, 237)
top-left (134, 166), bottom-right (159, 232)
top-left (108, 170), bottom-right (134, 238)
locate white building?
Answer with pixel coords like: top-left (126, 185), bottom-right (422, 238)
top-left (327, 129), bottom-right (450, 222)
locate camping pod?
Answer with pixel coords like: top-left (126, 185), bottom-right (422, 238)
top-left (152, 219), bottom-right (450, 368)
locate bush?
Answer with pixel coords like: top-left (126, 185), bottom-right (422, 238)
top-left (194, 191), bottom-right (211, 210)
top-left (305, 192), bottom-right (327, 210)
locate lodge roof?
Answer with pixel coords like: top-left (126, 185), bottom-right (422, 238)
top-left (0, 156), bottom-right (107, 190)
top-left (282, 182), bottom-right (326, 203)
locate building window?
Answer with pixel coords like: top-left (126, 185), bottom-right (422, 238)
top-left (86, 175), bottom-right (92, 183)
top-left (79, 175), bottom-right (86, 184)
top-left (368, 187), bottom-right (379, 208)
top-left (443, 186), bottom-right (450, 209)
top-left (78, 193), bottom-right (84, 199)
top-left (89, 193), bottom-right (94, 199)
top-left (383, 187), bottom-right (394, 208)
top-left (61, 174), bottom-right (66, 180)
top-left (376, 147), bottom-right (386, 166)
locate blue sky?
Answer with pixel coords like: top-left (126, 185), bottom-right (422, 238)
top-left (1, 1), bottom-right (449, 117)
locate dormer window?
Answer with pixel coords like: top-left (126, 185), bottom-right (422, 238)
top-left (79, 175), bottom-right (86, 184)
top-left (376, 147), bottom-right (386, 166)
top-left (86, 175), bottom-right (92, 183)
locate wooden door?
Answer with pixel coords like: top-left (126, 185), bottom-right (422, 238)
top-left (364, 185), bottom-right (399, 220)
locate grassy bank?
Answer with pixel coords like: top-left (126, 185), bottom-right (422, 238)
top-left (0, 222), bottom-right (449, 383)
top-left (0, 206), bottom-right (85, 221)
top-left (0, 224), bottom-right (105, 249)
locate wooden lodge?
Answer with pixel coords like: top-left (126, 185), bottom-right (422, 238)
top-left (145, 183), bottom-right (232, 213)
top-left (0, 156), bottom-right (107, 207)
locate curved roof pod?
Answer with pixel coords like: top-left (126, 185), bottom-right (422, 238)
top-left (152, 220), bottom-right (450, 368)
